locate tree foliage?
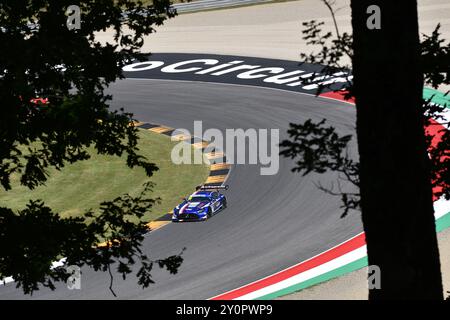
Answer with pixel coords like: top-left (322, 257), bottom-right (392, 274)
top-left (0, 0), bottom-right (182, 295)
top-left (279, 119), bottom-right (360, 218)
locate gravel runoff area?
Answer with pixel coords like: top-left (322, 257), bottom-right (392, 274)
top-left (96, 0), bottom-right (450, 299)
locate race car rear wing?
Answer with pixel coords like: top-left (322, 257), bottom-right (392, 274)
top-left (197, 185), bottom-right (229, 191)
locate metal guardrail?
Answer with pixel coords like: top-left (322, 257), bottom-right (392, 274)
top-left (172, 0), bottom-right (273, 13)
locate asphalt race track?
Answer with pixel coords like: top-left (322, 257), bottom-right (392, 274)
top-left (0, 54), bottom-right (363, 299)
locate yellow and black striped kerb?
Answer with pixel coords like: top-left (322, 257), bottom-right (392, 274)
top-left (133, 121), bottom-right (231, 228)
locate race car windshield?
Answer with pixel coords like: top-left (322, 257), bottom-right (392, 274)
top-left (189, 196), bottom-right (209, 202)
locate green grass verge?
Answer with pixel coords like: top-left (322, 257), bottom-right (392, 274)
top-left (0, 129), bottom-right (210, 222)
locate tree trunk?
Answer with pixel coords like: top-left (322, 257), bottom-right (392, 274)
top-left (350, 0), bottom-right (443, 299)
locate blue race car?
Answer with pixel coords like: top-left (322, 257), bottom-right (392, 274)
top-left (172, 186), bottom-right (228, 222)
